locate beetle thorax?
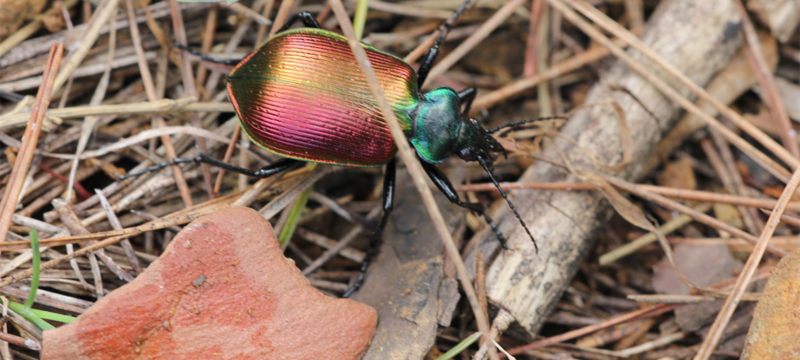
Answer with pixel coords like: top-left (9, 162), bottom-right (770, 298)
top-left (410, 88), bottom-right (464, 163)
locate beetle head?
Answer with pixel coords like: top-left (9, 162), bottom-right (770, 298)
top-left (455, 118), bottom-right (507, 165)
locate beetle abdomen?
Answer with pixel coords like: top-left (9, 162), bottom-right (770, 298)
top-left (227, 28), bottom-right (419, 166)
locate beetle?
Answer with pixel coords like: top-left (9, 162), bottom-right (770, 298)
top-left (128, 4), bottom-right (544, 297)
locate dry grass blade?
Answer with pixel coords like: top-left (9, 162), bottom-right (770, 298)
top-left (327, 0), bottom-right (495, 352)
top-left (732, 0), bottom-right (798, 157)
top-left (0, 194), bottom-right (237, 288)
top-left (0, 191), bottom-right (245, 252)
top-left (66, 12), bottom-right (117, 202)
top-left (471, 45), bottom-right (610, 112)
top-left (508, 305), bottom-right (673, 354)
top-left (604, 175), bottom-right (787, 257)
top-left (0, 99), bottom-right (232, 129)
top-left (695, 169), bottom-right (800, 358)
top-left (44, 126), bottom-right (231, 160)
top-left (269, 0), bottom-right (295, 37)
top-left (167, 0), bottom-right (214, 198)
top-left (52, 0), bottom-right (121, 94)
top-left (95, 190), bottom-right (142, 273)
top-left (0, 43), bottom-right (64, 243)
top-left (459, 182), bottom-right (800, 211)
top-left (599, 204), bottom-right (712, 265)
top-left (125, 0), bottom-right (193, 207)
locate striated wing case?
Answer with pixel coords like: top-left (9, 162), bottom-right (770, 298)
top-left (226, 28), bottom-right (419, 166)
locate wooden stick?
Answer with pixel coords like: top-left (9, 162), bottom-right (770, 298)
top-left (0, 43), bottom-right (64, 243)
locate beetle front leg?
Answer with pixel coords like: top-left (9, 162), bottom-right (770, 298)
top-left (419, 160), bottom-right (509, 248)
top-left (416, 0), bottom-right (475, 87)
top-left (457, 87), bottom-right (476, 116)
top-left (279, 11), bottom-right (321, 32)
top-left (343, 158), bottom-right (397, 298)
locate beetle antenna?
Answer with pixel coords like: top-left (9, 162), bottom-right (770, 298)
top-left (477, 156), bottom-right (538, 252)
top-left (487, 115), bottom-right (568, 135)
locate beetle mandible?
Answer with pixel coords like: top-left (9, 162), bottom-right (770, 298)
top-left (130, 2), bottom-right (544, 297)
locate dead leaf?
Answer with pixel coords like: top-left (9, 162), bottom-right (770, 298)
top-left (0, 0), bottom-right (47, 39)
top-left (657, 157), bottom-right (697, 190)
top-left (652, 243), bottom-right (743, 331)
top-left (713, 203), bottom-right (744, 230)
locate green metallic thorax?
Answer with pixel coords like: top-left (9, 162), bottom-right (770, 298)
top-left (405, 88), bottom-right (463, 164)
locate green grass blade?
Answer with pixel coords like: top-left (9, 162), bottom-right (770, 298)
top-left (8, 301), bottom-right (54, 330)
top-left (24, 229), bottom-right (40, 309)
top-left (353, 0), bottom-right (369, 39)
top-left (30, 308), bottom-right (76, 324)
top-left (436, 332), bottom-right (482, 360)
top-left (278, 188), bottom-right (310, 247)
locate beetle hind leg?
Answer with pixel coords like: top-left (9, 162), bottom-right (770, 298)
top-left (175, 44), bottom-right (241, 66)
top-left (343, 158), bottom-right (397, 298)
top-left (119, 154), bottom-right (304, 180)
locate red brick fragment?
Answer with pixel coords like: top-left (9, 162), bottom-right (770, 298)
top-left (42, 207), bottom-right (377, 360)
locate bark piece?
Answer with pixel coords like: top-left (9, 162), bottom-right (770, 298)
top-left (773, 77), bottom-right (800, 122)
top-left (747, 0), bottom-right (800, 42)
top-left (42, 207), bottom-right (376, 360)
top-left (355, 172), bottom-right (463, 360)
top-left (742, 249), bottom-right (800, 359)
top-left (470, 0), bottom-right (744, 336)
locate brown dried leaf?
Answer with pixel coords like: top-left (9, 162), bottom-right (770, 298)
top-left (0, 0), bottom-right (46, 38)
top-left (40, 2), bottom-right (66, 33)
top-left (743, 108), bottom-right (782, 136)
top-left (657, 157), bottom-right (697, 190)
top-left (713, 203), bottom-right (744, 230)
top-left (652, 243), bottom-right (743, 331)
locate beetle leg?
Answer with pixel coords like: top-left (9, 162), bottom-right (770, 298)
top-left (457, 87), bottom-right (477, 116)
top-left (279, 11), bottom-right (321, 32)
top-left (419, 160), bottom-right (509, 248)
top-left (343, 158), bottom-right (397, 298)
top-left (174, 43), bottom-right (240, 66)
top-left (415, 0), bottom-right (475, 87)
top-left (120, 154), bottom-right (304, 180)
top-left (0, 90), bottom-right (24, 102)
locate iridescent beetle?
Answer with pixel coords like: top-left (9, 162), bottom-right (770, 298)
top-left (131, 4), bottom-right (544, 297)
